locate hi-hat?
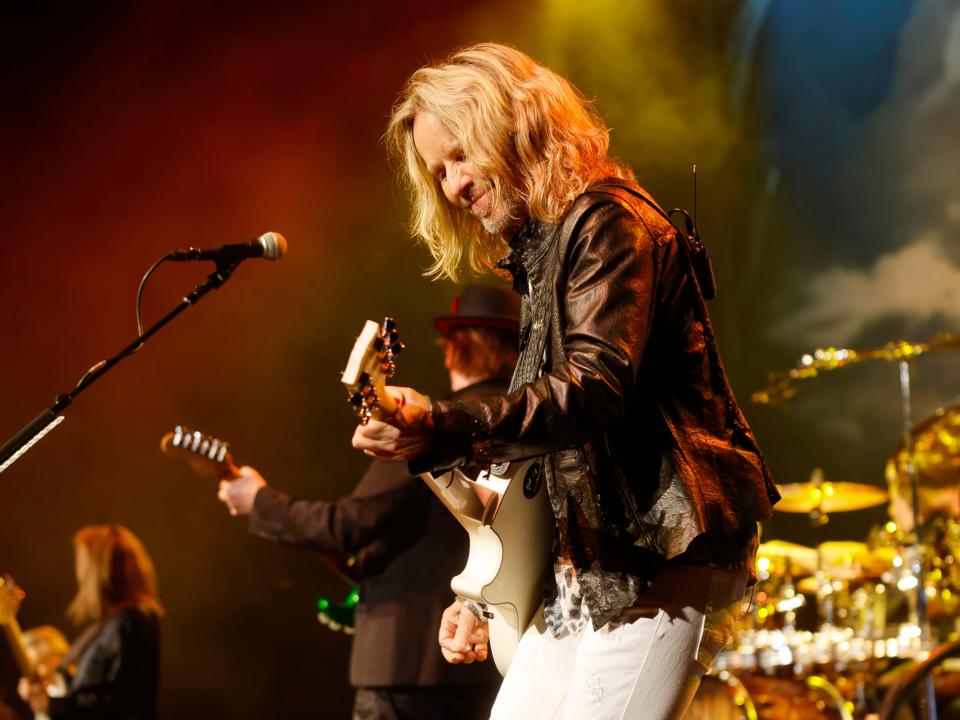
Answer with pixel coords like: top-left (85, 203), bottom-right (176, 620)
top-left (775, 477), bottom-right (888, 514)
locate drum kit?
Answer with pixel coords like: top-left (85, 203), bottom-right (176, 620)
top-left (686, 333), bottom-right (960, 720)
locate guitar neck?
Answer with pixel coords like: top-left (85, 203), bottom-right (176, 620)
top-left (2, 617), bottom-right (36, 678)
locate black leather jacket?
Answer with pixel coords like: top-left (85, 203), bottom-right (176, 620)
top-left (417, 182), bottom-right (779, 628)
top-left (50, 607), bottom-right (159, 720)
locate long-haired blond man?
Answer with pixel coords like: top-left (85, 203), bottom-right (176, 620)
top-left (355, 43), bottom-right (778, 720)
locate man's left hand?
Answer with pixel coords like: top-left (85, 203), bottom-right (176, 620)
top-left (352, 386), bottom-right (434, 461)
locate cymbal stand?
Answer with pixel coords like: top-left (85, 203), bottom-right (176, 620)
top-left (804, 469), bottom-right (836, 630)
top-left (897, 359), bottom-right (937, 720)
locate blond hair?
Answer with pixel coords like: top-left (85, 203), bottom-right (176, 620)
top-left (67, 525), bottom-right (164, 625)
top-left (387, 43), bottom-right (634, 281)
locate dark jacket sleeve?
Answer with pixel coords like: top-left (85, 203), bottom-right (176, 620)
top-left (248, 458), bottom-right (422, 554)
top-left (423, 203), bottom-right (671, 469)
top-left (48, 609), bottom-right (159, 720)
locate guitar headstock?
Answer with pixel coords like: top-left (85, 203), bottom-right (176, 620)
top-left (342, 317), bottom-right (404, 425)
top-left (161, 425), bottom-right (238, 479)
top-left (0, 575), bottom-right (25, 626)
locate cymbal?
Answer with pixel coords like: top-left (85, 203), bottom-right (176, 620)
top-left (792, 543), bottom-right (897, 589)
top-left (757, 540), bottom-right (818, 575)
top-left (817, 541), bottom-right (896, 577)
top-left (887, 403), bottom-right (960, 489)
top-left (753, 332), bottom-right (960, 405)
top-left (775, 480), bottom-right (888, 514)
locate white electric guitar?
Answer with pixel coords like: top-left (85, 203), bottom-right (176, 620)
top-left (342, 318), bottom-right (552, 675)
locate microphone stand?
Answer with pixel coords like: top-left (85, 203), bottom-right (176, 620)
top-left (0, 259), bottom-right (240, 474)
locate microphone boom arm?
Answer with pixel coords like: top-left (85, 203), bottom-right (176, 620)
top-left (0, 261), bottom-right (239, 475)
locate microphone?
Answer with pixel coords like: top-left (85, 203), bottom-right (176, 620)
top-left (166, 232), bottom-right (288, 264)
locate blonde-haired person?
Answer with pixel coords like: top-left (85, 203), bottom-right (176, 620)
top-left (18, 525), bottom-right (162, 720)
top-left (355, 43), bottom-right (779, 720)
top-left (386, 42), bottom-right (633, 283)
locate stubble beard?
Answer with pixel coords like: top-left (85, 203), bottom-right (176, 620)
top-left (476, 190), bottom-right (521, 236)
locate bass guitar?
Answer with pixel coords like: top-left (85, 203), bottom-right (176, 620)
top-left (0, 575), bottom-right (69, 720)
top-left (342, 317), bottom-right (551, 675)
top-left (160, 426), bottom-right (360, 634)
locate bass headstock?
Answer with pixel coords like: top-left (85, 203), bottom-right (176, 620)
top-left (341, 317), bottom-right (404, 425)
top-left (161, 425), bottom-right (238, 479)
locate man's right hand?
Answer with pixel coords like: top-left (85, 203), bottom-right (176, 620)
top-left (217, 466), bottom-right (267, 516)
top-left (438, 600), bottom-right (489, 664)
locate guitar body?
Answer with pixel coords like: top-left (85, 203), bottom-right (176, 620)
top-left (421, 458), bottom-right (552, 675)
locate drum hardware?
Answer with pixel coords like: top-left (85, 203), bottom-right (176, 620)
top-left (755, 541), bottom-right (818, 634)
top-left (877, 639), bottom-right (960, 720)
top-left (729, 509), bottom-right (953, 713)
top-left (688, 671), bottom-right (853, 720)
top-left (753, 333), bottom-right (960, 720)
top-left (892, 361), bottom-right (945, 720)
top-left (683, 671), bottom-right (759, 720)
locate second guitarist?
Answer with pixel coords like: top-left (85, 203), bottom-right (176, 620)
top-left (217, 283), bottom-right (516, 720)
top-left (16, 525), bottom-right (162, 720)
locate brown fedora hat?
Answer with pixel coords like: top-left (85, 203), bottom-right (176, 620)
top-left (434, 283), bottom-right (521, 338)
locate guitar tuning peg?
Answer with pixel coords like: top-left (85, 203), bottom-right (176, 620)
top-left (390, 341), bottom-right (405, 354)
top-left (372, 337), bottom-right (385, 352)
top-left (383, 317), bottom-right (397, 331)
top-left (388, 330), bottom-right (400, 343)
top-left (350, 392), bottom-right (364, 407)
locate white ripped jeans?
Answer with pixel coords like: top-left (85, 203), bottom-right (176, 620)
top-left (489, 564), bottom-right (747, 720)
